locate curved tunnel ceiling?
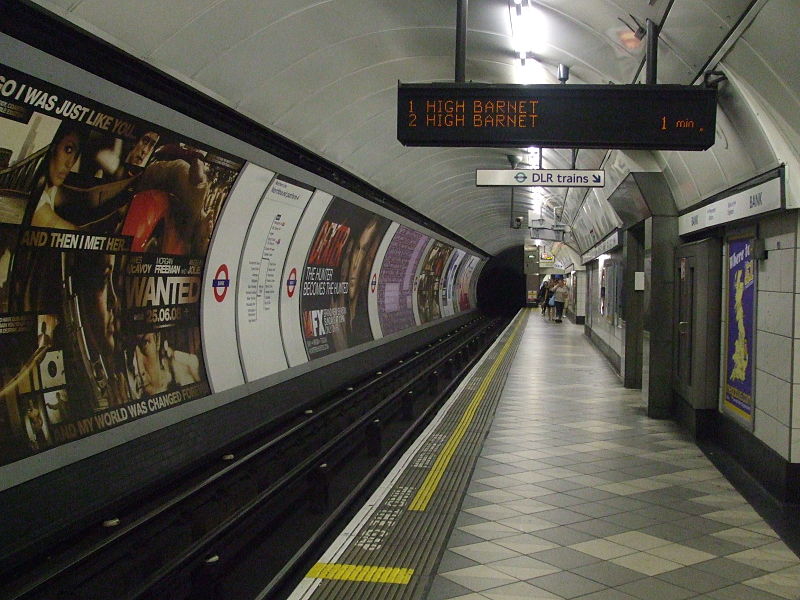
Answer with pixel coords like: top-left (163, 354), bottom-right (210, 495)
top-left (29, 0), bottom-right (800, 256)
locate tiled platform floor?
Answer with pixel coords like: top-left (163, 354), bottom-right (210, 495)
top-left (427, 311), bottom-right (800, 600)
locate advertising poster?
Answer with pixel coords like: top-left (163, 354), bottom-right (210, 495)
top-left (366, 222), bottom-right (398, 341)
top-left (375, 225), bottom-right (429, 336)
top-left (202, 163), bottom-right (274, 393)
top-left (278, 191), bottom-right (331, 368)
top-left (237, 175), bottom-right (314, 381)
top-left (440, 248), bottom-right (465, 318)
top-left (300, 197), bottom-right (390, 360)
top-left (456, 254), bottom-right (480, 311)
top-left (0, 64), bottom-right (243, 466)
top-left (415, 240), bottom-right (453, 324)
top-left (724, 237), bottom-right (755, 423)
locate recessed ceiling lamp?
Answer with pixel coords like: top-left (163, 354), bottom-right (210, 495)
top-left (509, 0), bottom-right (547, 65)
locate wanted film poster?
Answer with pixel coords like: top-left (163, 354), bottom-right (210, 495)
top-left (0, 64), bottom-right (244, 466)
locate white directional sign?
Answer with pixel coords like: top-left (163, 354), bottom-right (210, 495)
top-left (476, 169), bottom-right (605, 187)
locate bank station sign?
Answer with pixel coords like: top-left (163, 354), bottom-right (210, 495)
top-left (679, 176), bottom-right (783, 235)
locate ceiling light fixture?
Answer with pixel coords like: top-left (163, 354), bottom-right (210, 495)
top-left (509, 0), bottom-right (547, 65)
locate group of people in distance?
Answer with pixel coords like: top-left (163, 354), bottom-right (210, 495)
top-left (537, 276), bottom-right (570, 323)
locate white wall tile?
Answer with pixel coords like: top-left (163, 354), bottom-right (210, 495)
top-left (795, 293), bottom-right (800, 340)
top-left (791, 427), bottom-right (800, 463)
top-left (794, 339), bottom-right (800, 383)
top-left (792, 384), bottom-right (800, 429)
top-left (755, 369), bottom-right (791, 425)
top-left (759, 248), bottom-right (794, 293)
top-left (795, 249), bottom-right (800, 293)
top-left (760, 213), bottom-right (797, 251)
top-left (754, 409), bottom-right (790, 459)
top-left (756, 290), bottom-right (795, 337)
top-left (756, 330), bottom-right (793, 381)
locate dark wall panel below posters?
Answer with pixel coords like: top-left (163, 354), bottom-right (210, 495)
top-left (0, 63), bottom-right (244, 468)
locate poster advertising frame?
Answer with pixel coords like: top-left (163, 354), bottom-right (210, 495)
top-left (721, 234), bottom-right (756, 428)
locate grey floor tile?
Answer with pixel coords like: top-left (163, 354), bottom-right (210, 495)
top-left (528, 571), bottom-right (607, 599)
top-left (655, 566), bottom-right (735, 593)
top-left (601, 496), bottom-right (651, 511)
top-left (636, 523), bottom-right (697, 543)
top-left (692, 557), bottom-right (769, 581)
top-left (460, 496), bottom-right (492, 510)
top-left (575, 590), bottom-right (642, 600)
top-left (603, 512), bottom-right (662, 530)
top-left (569, 501), bottom-right (626, 518)
top-left (532, 526), bottom-right (597, 546)
top-left (569, 518), bottom-right (629, 538)
top-left (704, 583), bottom-right (788, 599)
top-left (617, 576), bottom-right (695, 599)
top-left (536, 493), bottom-right (589, 507)
top-left (530, 546), bottom-right (603, 569)
top-left (565, 488), bottom-right (619, 502)
top-left (438, 550), bottom-right (481, 573)
top-left (537, 479), bottom-right (588, 492)
top-left (570, 561), bottom-right (647, 586)
top-left (672, 516), bottom-right (731, 535)
top-left (455, 512), bottom-right (488, 527)
top-left (425, 575), bottom-right (475, 600)
top-left (534, 508), bottom-right (593, 525)
top-left (446, 529), bottom-right (487, 548)
top-left (679, 535), bottom-right (747, 556)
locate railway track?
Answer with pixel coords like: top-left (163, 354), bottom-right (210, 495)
top-left (1, 315), bottom-right (507, 600)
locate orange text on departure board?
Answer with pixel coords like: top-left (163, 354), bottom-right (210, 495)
top-left (411, 98), bottom-right (540, 128)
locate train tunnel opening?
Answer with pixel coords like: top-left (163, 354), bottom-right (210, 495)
top-left (476, 245), bottom-right (526, 317)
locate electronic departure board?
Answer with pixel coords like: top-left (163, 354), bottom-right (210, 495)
top-left (397, 83), bottom-right (717, 150)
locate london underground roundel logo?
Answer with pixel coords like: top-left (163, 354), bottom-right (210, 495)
top-left (370, 273), bottom-right (377, 293)
top-left (212, 264), bottom-right (230, 303)
top-left (286, 267), bottom-right (297, 297)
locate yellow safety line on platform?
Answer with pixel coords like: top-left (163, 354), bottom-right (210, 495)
top-left (306, 562), bottom-right (414, 584)
top-left (408, 314), bottom-right (526, 512)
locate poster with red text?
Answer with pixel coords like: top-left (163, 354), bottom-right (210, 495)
top-left (0, 63), bottom-right (243, 466)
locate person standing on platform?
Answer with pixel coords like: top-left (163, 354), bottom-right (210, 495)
top-left (553, 278), bottom-right (570, 323)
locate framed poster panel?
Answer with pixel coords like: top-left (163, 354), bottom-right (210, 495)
top-left (722, 235), bottom-right (756, 427)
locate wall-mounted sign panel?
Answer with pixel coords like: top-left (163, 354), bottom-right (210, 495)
top-left (398, 83), bottom-right (716, 150)
top-left (477, 169), bottom-right (605, 187)
top-left (678, 176), bottom-right (782, 235)
top-left (581, 230), bottom-right (622, 264)
top-left (237, 175), bottom-right (314, 382)
top-left (203, 163), bottom-right (274, 393)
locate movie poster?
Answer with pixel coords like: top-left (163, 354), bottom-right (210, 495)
top-left (0, 64), bottom-right (243, 466)
top-left (377, 226), bottom-right (430, 336)
top-left (439, 248), bottom-right (465, 318)
top-left (415, 240), bottom-right (453, 324)
top-left (724, 237), bottom-right (755, 423)
top-left (456, 254), bottom-right (480, 311)
top-left (300, 198), bottom-right (390, 360)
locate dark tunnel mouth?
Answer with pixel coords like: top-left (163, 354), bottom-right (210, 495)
top-left (476, 246), bottom-right (527, 317)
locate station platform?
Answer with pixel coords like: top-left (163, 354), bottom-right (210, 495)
top-left (288, 309), bottom-right (800, 600)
